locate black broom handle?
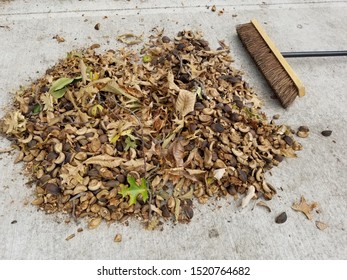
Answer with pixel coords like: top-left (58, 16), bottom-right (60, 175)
top-left (281, 50), bottom-right (347, 57)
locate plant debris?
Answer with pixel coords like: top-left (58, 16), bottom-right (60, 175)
top-left (117, 33), bottom-right (143, 45)
top-left (315, 221), bottom-right (328, 230)
top-left (275, 212), bottom-right (287, 224)
top-left (114, 233), bottom-right (122, 242)
top-left (65, 233), bottom-right (75, 241)
top-left (53, 35), bottom-right (65, 43)
top-left (0, 30), bottom-right (303, 228)
top-left (291, 196), bottom-right (317, 220)
top-left (256, 201), bottom-right (271, 212)
top-left (321, 130), bottom-right (332, 137)
top-left (297, 126), bottom-right (309, 138)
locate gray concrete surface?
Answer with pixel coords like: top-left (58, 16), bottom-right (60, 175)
top-left (0, 0), bottom-right (346, 259)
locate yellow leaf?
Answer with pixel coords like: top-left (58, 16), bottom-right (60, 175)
top-left (175, 89), bottom-right (196, 117)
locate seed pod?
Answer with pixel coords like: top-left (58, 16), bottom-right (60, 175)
top-left (88, 217), bottom-right (102, 229)
top-left (194, 102), bottom-right (205, 111)
top-left (44, 183), bottom-right (61, 195)
top-left (283, 135), bottom-right (294, 146)
top-left (162, 36), bottom-right (170, 43)
top-left (275, 212), bottom-right (287, 224)
top-left (238, 169), bottom-right (248, 183)
top-left (211, 122), bottom-right (224, 133)
top-left (31, 197), bottom-right (44, 205)
top-left (160, 204), bottom-right (171, 218)
top-left (321, 130), bottom-right (332, 137)
top-left (297, 126), bottom-right (309, 138)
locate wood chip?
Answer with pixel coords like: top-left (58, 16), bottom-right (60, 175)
top-left (65, 234), bottom-right (75, 241)
top-left (315, 221), bottom-right (328, 230)
top-left (114, 234), bottom-right (122, 242)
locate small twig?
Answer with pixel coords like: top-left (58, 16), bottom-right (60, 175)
top-left (172, 51), bottom-right (183, 77)
top-left (69, 192), bottom-right (86, 202)
top-left (69, 192), bottom-right (86, 223)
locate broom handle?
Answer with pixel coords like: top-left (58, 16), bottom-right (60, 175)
top-left (281, 50), bottom-right (347, 57)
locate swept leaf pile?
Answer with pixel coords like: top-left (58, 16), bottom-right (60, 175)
top-left (0, 30), bottom-right (302, 228)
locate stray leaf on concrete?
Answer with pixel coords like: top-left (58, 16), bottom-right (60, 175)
top-left (291, 196), bottom-right (318, 220)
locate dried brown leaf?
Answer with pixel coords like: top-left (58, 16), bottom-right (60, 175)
top-left (168, 71), bottom-right (180, 91)
top-left (172, 140), bottom-right (185, 167)
top-left (175, 89), bottom-right (196, 117)
top-left (84, 155), bottom-right (125, 168)
top-left (291, 196), bottom-right (318, 220)
top-left (121, 159), bottom-right (155, 172)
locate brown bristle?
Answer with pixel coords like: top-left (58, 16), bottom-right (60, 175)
top-left (237, 22), bottom-right (300, 108)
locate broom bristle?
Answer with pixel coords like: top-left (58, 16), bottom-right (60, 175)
top-left (236, 20), bottom-right (305, 108)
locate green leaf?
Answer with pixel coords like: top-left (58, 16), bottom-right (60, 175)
top-left (50, 77), bottom-right (74, 91)
top-left (49, 77), bottom-right (82, 99)
top-left (124, 136), bottom-right (137, 151)
top-left (32, 103), bottom-right (42, 114)
top-left (119, 175), bottom-right (149, 206)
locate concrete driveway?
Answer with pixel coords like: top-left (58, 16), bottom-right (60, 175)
top-left (0, 0), bottom-right (346, 259)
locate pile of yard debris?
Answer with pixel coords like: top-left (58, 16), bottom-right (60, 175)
top-left (0, 30), bottom-right (301, 229)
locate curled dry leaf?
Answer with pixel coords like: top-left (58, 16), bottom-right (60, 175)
top-left (291, 196), bottom-right (318, 220)
top-left (84, 155), bottom-right (125, 168)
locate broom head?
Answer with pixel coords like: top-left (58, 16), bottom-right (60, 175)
top-left (236, 19), bottom-right (305, 108)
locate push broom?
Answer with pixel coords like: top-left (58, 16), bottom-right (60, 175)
top-left (236, 19), bottom-right (347, 108)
